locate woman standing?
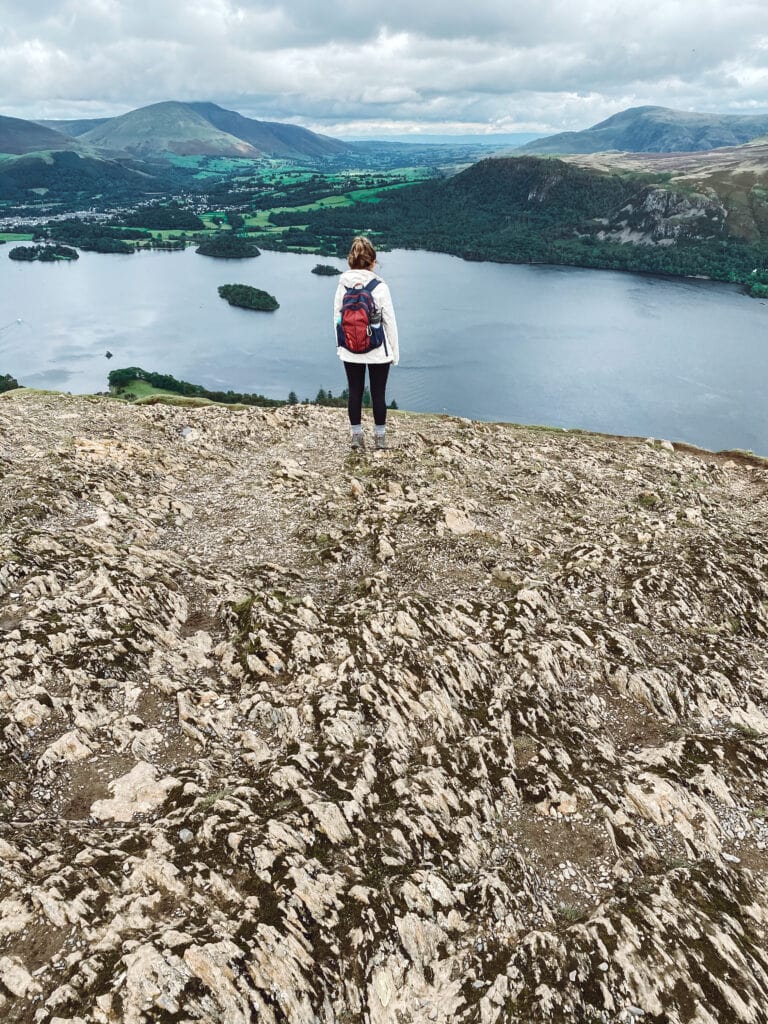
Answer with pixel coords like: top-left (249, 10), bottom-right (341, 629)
top-left (334, 236), bottom-right (399, 450)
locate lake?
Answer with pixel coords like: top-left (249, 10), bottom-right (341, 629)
top-left (2, 246), bottom-right (767, 455)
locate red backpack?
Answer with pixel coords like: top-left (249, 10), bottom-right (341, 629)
top-left (337, 278), bottom-right (387, 355)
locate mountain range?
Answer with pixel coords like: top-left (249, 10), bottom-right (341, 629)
top-left (514, 105), bottom-right (768, 155)
top-left (39, 101), bottom-right (349, 159)
top-left (3, 101), bottom-right (768, 262)
top-left (0, 102), bottom-right (356, 201)
top-left (2, 101), bottom-right (350, 162)
top-left (4, 102), bottom-right (768, 167)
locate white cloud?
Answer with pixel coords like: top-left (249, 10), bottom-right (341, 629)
top-left (1, 0), bottom-right (767, 133)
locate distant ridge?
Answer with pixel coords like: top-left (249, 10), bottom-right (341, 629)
top-left (515, 105), bottom-right (768, 154)
top-left (0, 114), bottom-right (85, 155)
top-left (57, 101), bottom-right (351, 160)
top-left (187, 102), bottom-right (350, 158)
top-left (36, 117), bottom-right (112, 137)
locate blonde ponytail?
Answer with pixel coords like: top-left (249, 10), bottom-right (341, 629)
top-left (347, 235), bottom-right (376, 270)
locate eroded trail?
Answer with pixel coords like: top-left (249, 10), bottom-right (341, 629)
top-left (1, 391), bottom-right (768, 1024)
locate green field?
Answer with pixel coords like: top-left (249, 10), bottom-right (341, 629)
top-left (4, 163), bottom-right (431, 258)
top-left (106, 228), bottom-right (222, 244)
top-left (109, 378), bottom-right (229, 408)
top-left (105, 169), bottom-right (425, 244)
top-left (244, 194), bottom-right (351, 229)
top-left (239, 170), bottom-right (431, 237)
top-left (164, 155), bottom-right (273, 177)
top-left (347, 181), bottom-right (423, 202)
top-left (110, 379), bottom-right (180, 400)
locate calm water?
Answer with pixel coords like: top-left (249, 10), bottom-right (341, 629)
top-left (1, 246), bottom-right (767, 454)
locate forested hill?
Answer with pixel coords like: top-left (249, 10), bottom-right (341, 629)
top-left (0, 111), bottom-right (168, 202)
top-left (275, 157), bottom-right (638, 255)
top-left (268, 151), bottom-right (768, 282)
top-left (0, 149), bottom-right (162, 202)
top-left (515, 105), bottom-right (768, 155)
top-left (270, 155), bottom-right (768, 282)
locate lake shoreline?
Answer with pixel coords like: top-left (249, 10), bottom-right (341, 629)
top-left (8, 232), bottom-right (763, 301)
top-left (254, 238), bottom-right (764, 299)
top-left (4, 247), bottom-right (767, 455)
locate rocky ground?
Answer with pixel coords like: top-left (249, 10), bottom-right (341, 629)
top-left (1, 390), bottom-right (768, 1024)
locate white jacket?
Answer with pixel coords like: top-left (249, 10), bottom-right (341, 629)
top-left (334, 268), bottom-right (399, 366)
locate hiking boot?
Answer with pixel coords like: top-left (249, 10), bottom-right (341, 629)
top-left (350, 433), bottom-right (365, 451)
top-left (374, 435), bottom-right (388, 451)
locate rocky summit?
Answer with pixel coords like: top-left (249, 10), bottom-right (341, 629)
top-left (1, 391), bottom-right (768, 1024)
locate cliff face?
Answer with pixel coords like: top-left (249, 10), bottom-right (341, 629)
top-left (1, 392), bottom-right (768, 1024)
top-left (597, 187), bottom-right (729, 245)
top-left (563, 145), bottom-right (768, 244)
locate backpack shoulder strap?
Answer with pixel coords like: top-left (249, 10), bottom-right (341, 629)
top-left (366, 277), bottom-right (381, 294)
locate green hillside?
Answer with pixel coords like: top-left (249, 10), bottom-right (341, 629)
top-left (0, 114), bottom-right (83, 155)
top-left (0, 149), bottom-right (161, 202)
top-left (187, 102), bottom-right (350, 158)
top-left (79, 101), bottom-right (261, 157)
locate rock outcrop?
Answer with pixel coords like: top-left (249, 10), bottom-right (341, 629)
top-left (597, 188), bottom-right (728, 245)
top-left (1, 391), bottom-right (768, 1023)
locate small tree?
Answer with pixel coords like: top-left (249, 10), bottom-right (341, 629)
top-left (287, 391), bottom-right (298, 405)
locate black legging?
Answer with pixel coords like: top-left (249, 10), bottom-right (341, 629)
top-left (344, 361), bottom-right (391, 427)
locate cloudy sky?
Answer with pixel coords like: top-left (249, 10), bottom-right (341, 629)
top-left (2, 0), bottom-right (767, 136)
